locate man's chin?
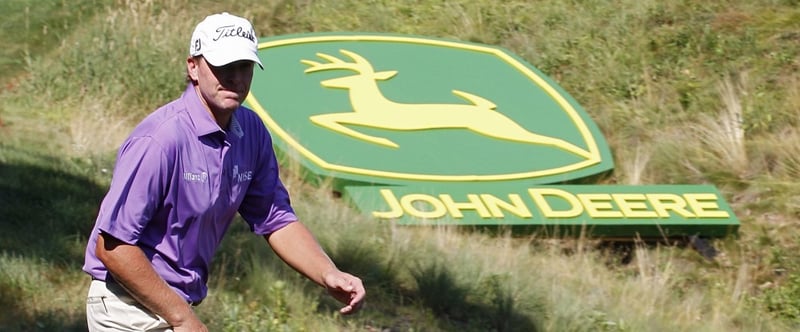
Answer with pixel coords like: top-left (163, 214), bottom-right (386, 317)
top-left (221, 99), bottom-right (242, 111)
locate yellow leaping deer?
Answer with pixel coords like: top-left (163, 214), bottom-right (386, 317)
top-left (301, 49), bottom-right (592, 159)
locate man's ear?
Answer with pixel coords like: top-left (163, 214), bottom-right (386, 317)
top-left (187, 57), bottom-right (200, 81)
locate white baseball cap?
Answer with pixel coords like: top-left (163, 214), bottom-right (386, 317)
top-left (189, 12), bottom-right (263, 69)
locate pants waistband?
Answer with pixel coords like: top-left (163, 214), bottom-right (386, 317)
top-left (91, 277), bottom-right (201, 306)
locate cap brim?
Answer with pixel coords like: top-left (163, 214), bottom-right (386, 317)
top-left (203, 50), bottom-right (263, 69)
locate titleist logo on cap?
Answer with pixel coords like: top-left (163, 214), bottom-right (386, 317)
top-left (213, 25), bottom-right (256, 43)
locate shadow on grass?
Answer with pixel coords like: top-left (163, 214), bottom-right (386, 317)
top-left (0, 150), bottom-right (106, 331)
top-left (325, 241), bottom-right (543, 332)
top-left (0, 158), bottom-right (103, 263)
top-left (0, 298), bottom-right (87, 332)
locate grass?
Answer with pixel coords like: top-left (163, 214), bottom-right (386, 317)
top-left (1, 0), bottom-right (800, 331)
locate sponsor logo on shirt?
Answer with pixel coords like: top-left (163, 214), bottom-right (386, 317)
top-left (184, 171), bottom-right (208, 183)
top-left (232, 165), bottom-right (252, 183)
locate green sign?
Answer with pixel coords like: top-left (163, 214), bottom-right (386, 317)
top-left (246, 33), bottom-right (739, 238)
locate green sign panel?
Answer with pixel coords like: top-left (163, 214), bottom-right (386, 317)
top-left (246, 33), bottom-right (739, 238)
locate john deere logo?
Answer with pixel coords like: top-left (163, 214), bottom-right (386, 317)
top-left (246, 33), bottom-right (738, 238)
top-left (303, 49), bottom-right (592, 159)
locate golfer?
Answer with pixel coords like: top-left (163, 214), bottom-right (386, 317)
top-left (82, 12), bottom-right (364, 331)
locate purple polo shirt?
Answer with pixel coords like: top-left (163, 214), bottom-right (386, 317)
top-left (83, 85), bottom-right (297, 303)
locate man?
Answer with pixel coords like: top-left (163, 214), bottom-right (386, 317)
top-left (82, 12), bottom-right (365, 331)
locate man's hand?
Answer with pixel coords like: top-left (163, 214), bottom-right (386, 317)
top-left (323, 269), bottom-right (366, 314)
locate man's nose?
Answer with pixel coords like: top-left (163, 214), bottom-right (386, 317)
top-left (221, 71), bottom-right (245, 88)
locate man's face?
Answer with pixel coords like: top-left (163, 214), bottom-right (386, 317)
top-left (187, 56), bottom-right (255, 114)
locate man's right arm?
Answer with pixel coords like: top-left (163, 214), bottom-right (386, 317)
top-left (95, 233), bottom-right (208, 332)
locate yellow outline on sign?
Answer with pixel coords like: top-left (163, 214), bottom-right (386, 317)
top-left (245, 34), bottom-right (602, 182)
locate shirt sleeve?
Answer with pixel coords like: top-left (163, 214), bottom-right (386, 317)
top-left (96, 136), bottom-right (168, 244)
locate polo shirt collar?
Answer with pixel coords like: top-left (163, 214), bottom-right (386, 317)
top-left (181, 84), bottom-right (244, 139)
top-left (229, 115), bottom-right (244, 138)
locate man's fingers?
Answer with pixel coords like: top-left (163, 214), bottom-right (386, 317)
top-left (340, 300), bottom-right (364, 315)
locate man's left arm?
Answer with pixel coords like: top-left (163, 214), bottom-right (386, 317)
top-left (265, 221), bottom-right (365, 314)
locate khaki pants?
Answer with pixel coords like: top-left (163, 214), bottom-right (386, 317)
top-left (86, 279), bottom-right (173, 332)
